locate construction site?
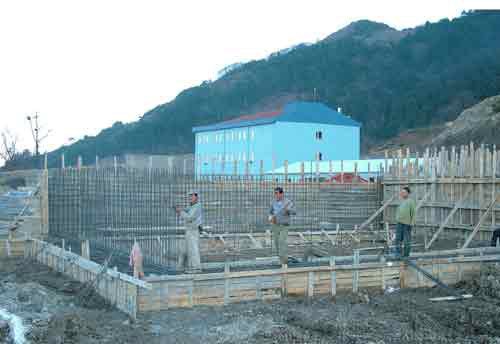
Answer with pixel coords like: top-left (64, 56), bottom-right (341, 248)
top-left (2, 142), bottom-right (500, 343)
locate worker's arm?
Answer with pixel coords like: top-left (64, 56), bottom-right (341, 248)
top-left (269, 203), bottom-right (275, 215)
top-left (180, 204), bottom-right (201, 224)
top-left (285, 200), bottom-right (296, 215)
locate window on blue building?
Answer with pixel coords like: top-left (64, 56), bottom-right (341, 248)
top-left (315, 131), bottom-right (323, 140)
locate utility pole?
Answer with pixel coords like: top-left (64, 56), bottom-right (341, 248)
top-left (27, 112), bottom-right (50, 156)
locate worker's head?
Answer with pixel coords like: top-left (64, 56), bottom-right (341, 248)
top-left (274, 187), bottom-right (284, 201)
top-left (400, 186), bottom-right (410, 199)
top-left (187, 191), bottom-right (198, 204)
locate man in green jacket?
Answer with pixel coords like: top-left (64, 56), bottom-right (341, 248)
top-left (395, 186), bottom-right (416, 258)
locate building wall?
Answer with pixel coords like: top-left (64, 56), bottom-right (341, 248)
top-left (195, 121), bottom-right (359, 174)
top-left (273, 122), bottom-right (360, 163)
top-left (195, 124), bottom-right (274, 174)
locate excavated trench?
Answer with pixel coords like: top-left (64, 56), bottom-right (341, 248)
top-left (2, 256), bottom-right (500, 343)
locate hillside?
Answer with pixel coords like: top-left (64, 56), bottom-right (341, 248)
top-left (366, 94), bottom-right (500, 156)
top-left (18, 10), bottom-right (500, 168)
top-left (432, 94), bottom-right (500, 147)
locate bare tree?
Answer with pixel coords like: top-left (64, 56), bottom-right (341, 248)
top-left (26, 112), bottom-right (51, 156)
top-left (0, 128), bottom-right (18, 163)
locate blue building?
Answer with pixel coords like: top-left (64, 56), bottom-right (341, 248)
top-left (192, 101), bottom-right (361, 174)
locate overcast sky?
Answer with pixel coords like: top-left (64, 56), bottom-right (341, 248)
top-left (0, 0), bottom-right (498, 162)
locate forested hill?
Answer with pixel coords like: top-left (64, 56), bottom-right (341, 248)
top-left (45, 10), bottom-right (500, 167)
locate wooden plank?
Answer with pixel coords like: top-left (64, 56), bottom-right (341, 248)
top-left (429, 294), bottom-right (473, 302)
top-left (426, 185), bottom-right (473, 249)
top-left (416, 189), bottom-right (432, 212)
top-left (462, 195), bottom-right (500, 248)
top-left (357, 194), bottom-right (397, 232)
top-left (330, 257), bottom-right (336, 297)
top-left (307, 271), bottom-right (314, 298)
top-left (492, 145), bottom-right (497, 227)
top-left (353, 250), bottom-right (360, 293)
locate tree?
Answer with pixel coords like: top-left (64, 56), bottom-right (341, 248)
top-left (0, 129), bottom-right (18, 163)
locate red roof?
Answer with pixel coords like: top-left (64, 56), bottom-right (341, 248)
top-left (220, 110), bottom-right (282, 124)
top-left (327, 173), bottom-right (368, 184)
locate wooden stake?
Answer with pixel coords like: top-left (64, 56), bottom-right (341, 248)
top-left (330, 256), bottom-right (336, 297)
top-left (353, 250), bottom-right (360, 293)
top-left (492, 145), bottom-right (497, 227)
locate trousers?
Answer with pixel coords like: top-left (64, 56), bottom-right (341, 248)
top-left (395, 223), bottom-right (412, 257)
top-left (177, 228), bottom-right (201, 272)
top-left (491, 228), bottom-right (500, 247)
top-left (272, 224), bottom-right (288, 265)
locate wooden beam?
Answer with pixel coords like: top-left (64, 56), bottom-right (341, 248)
top-left (426, 185), bottom-right (473, 250)
top-left (416, 189), bottom-right (432, 212)
top-left (246, 233), bottom-right (262, 249)
top-left (429, 294), bottom-right (473, 302)
top-left (462, 195), bottom-right (500, 249)
top-left (356, 194), bottom-right (397, 232)
top-left (321, 229), bottom-right (335, 246)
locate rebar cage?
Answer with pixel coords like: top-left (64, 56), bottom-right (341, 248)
top-left (48, 167), bottom-right (381, 273)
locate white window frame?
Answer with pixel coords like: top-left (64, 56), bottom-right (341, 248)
top-left (250, 129), bottom-right (255, 140)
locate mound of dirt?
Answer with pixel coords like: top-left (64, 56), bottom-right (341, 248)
top-left (31, 313), bottom-right (103, 344)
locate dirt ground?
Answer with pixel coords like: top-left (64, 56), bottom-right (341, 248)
top-left (2, 258), bottom-right (500, 344)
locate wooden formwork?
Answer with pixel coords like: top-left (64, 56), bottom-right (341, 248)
top-left (138, 262), bottom-right (401, 311)
top-left (26, 238), bottom-right (151, 319)
top-left (382, 143), bottom-right (499, 249)
top-left (0, 239), bottom-right (26, 258)
top-left (16, 237), bottom-right (500, 316)
top-left (137, 248), bottom-right (500, 312)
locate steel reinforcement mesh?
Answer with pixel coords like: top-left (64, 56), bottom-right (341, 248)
top-left (48, 167), bottom-right (381, 272)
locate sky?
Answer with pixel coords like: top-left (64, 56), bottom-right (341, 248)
top-left (0, 0), bottom-right (499, 163)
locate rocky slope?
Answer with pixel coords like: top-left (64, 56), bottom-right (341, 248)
top-left (432, 94), bottom-right (500, 147)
